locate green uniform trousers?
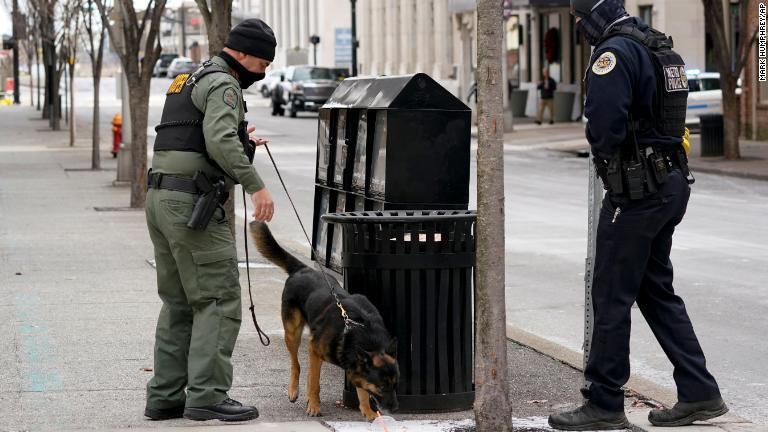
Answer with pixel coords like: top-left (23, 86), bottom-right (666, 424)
top-left (144, 188), bottom-right (242, 409)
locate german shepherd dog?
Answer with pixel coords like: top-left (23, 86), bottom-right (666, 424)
top-left (250, 222), bottom-right (399, 421)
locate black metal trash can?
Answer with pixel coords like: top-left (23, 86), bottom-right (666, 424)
top-left (700, 114), bottom-right (724, 157)
top-left (322, 210), bottom-right (476, 413)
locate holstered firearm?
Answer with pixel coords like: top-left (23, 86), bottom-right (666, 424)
top-left (186, 171), bottom-right (228, 230)
top-left (238, 120), bottom-right (256, 163)
top-left (595, 156), bottom-right (624, 194)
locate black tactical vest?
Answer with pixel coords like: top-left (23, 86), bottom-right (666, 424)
top-left (153, 61), bottom-right (254, 162)
top-left (597, 25), bottom-right (689, 138)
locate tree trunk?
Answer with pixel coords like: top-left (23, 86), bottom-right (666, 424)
top-left (722, 78), bottom-right (741, 159)
top-left (128, 85), bottom-right (150, 208)
top-left (207, 6), bottom-right (231, 56)
top-left (197, 0), bottom-right (233, 57)
top-left (474, 1), bottom-right (511, 431)
top-left (92, 74), bottom-right (101, 169)
top-left (28, 57), bottom-right (34, 107)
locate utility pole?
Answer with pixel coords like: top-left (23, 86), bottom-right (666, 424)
top-left (180, 4), bottom-right (187, 56)
top-left (11, 0), bottom-right (20, 104)
top-left (350, 0), bottom-right (358, 76)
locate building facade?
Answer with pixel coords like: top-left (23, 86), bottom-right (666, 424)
top-left (258, 0), bottom-right (352, 70)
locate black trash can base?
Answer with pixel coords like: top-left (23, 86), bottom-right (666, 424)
top-left (324, 210), bottom-right (477, 414)
top-left (342, 388), bottom-right (474, 413)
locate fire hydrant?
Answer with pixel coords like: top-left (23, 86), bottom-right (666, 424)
top-left (111, 114), bottom-right (122, 158)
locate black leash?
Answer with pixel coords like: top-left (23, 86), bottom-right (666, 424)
top-left (261, 143), bottom-right (364, 332)
top-left (243, 187), bottom-right (271, 347)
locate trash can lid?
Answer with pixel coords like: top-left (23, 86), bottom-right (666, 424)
top-left (322, 210), bottom-right (476, 224)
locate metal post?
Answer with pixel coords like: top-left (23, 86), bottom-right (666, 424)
top-left (12, 0), bottom-right (20, 104)
top-left (64, 62), bottom-right (68, 125)
top-left (36, 43), bottom-right (41, 110)
top-left (350, 0), bottom-right (358, 76)
top-left (583, 159), bottom-right (602, 392)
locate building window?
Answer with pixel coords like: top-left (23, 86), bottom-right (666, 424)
top-left (638, 5), bottom-right (652, 27)
top-left (760, 78), bottom-right (768, 104)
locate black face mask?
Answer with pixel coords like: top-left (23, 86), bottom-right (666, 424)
top-left (218, 50), bottom-right (265, 89)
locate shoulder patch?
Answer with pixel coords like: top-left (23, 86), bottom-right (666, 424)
top-left (592, 52), bottom-right (617, 76)
top-left (167, 73), bottom-right (190, 94)
top-left (222, 87), bottom-right (239, 109)
top-left (663, 65), bottom-right (689, 92)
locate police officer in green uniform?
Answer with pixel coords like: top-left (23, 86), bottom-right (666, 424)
top-left (143, 19), bottom-right (277, 422)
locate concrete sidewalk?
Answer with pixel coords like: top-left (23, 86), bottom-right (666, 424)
top-left (0, 104), bottom-right (757, 432)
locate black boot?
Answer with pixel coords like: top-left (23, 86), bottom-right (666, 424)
top-left (183, 398), bottom-right (259, 422)
top-left (548, 403), bottom-right (630, 431)
top-left (648, 397), bottom-right (728, 427)
top-left (144, 406), bottom-right (184, 421)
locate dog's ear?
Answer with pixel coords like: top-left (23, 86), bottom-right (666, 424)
top-left (386, 338), bottom-right (398, 357)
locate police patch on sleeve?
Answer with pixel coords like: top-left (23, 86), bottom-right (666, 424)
top-left (223, 87), bottom-right (239, 109)
top-left (592, 52), bottom-right (617, 76)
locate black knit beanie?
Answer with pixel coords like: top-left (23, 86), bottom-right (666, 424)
top-left (224, 19), bottom-right (277, 62)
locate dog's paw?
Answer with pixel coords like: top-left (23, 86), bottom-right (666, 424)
top-left (361, 409), bottom-right (378, 422)
top-left (306, 400), bottom-right (322, 417)
top-left (288, 386), bottom-right (299, 403)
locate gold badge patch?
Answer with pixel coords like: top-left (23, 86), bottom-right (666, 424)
top-left (592, 52), bottom-right (617, 76)
top-left (167, 73), bottom-right (190, 94)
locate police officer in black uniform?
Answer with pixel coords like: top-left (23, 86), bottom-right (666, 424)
top-left (548, 0), bottom-right (728, 429)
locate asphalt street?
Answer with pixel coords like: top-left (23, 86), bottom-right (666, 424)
top-left (48, 77), bottom-right (768, 424)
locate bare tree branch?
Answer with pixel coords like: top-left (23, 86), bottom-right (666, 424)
top-left (138, 0), bottom-right (155, 44)
top-left (194, 0), bottom-right (212, 30)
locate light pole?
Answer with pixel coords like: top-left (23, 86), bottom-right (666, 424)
top-left (350, 0), bottom-right (358, 76)
top-left (310, 35), bottom-right (320, 65)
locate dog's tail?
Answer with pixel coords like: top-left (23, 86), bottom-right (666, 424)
top-left (249, 221), bottom-right (307, 275)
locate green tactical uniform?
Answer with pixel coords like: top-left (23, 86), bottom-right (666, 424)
top-left (145, 55), bottom-right (263, 410)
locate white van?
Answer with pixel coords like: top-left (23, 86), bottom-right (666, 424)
top-left (685, 70), bottom-right (741, 130)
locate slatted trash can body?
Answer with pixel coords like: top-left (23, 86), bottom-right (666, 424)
top-left (322, 210), bottom-right (476, 413)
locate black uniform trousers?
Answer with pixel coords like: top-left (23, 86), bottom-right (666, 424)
top-left (583, 169), bottom-right (721, 412)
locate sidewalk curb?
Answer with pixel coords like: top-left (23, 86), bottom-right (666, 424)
top-left (687, 165), bottom-right (768, 182)
top-left (505, 324), bottom-right (756, 431)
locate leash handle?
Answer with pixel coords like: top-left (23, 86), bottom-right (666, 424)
top-left (243, 187), bottom-right (270, 347)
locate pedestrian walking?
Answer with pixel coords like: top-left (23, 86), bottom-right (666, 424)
top-left (143, 18), bottom-right (277, 422)
top-left (548, 0), bottom-right (728, 429)
top-left (535, 68), bottom-right (557, 125)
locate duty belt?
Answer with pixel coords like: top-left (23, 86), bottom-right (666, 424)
top-left (146, 170), bottom-right (199, 194)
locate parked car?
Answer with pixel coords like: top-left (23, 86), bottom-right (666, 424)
top-left (153, 53), bottom-right (179, 77)
top-left (275, 66), bottom-right (349, 117)
top-left (685, 70), bottom-right (741, 131)
top-left (257, 68), bottom-right (285, 98)
top-left (166, 57), bottom-right (198, 79)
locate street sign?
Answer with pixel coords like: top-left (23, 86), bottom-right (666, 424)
top-left (335, 28), bottom-right (352, 68)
